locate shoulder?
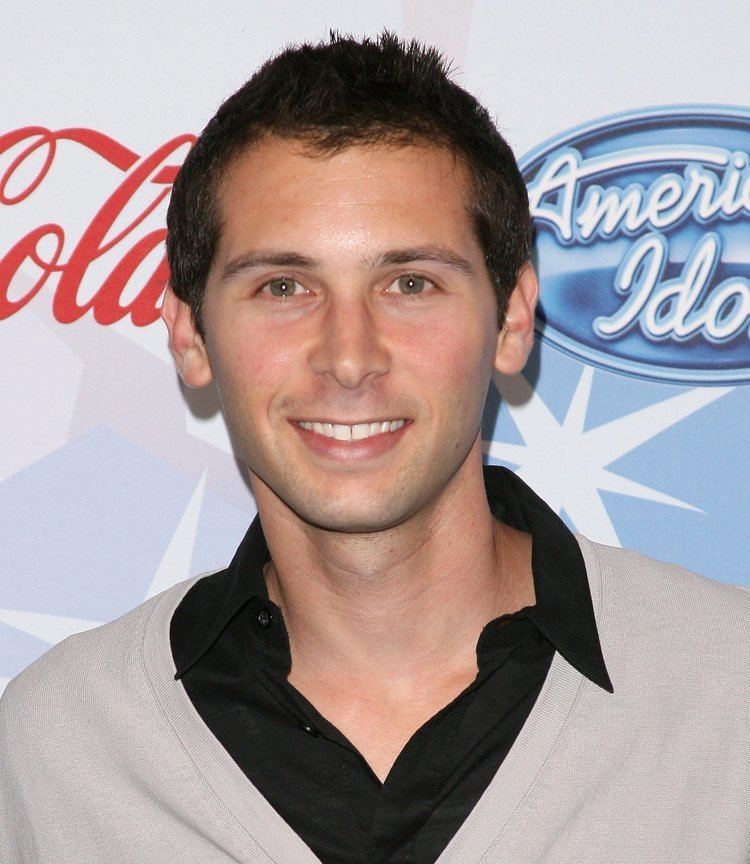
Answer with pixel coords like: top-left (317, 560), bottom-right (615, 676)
top-left (577, 536), bottom-right (750, 687)
top-left (579, 535), bottom-right (750, 622)
top-left (0, 575), bottom-right (202, 758)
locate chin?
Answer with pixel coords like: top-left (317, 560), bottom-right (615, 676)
top-left (287, 494), bottom-right (412, 535)
top-left (270, 469), bottom-right (431, 533)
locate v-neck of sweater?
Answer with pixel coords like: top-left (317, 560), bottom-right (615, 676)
top-left (140, 535), bottom-right (603, 864)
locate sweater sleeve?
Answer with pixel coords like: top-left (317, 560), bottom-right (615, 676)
top-left (0, 618), bottom-right (146, 864)
top-left (0, 591), bottom-right (178, 864)
top-left (0, 674), bottom-right (39, 864)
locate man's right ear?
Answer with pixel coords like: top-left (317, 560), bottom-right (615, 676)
top-left (161, 284), bottom-right (214, 388)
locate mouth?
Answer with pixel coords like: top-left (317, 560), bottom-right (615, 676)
top-left (294, 419), bottom-right (408, 442)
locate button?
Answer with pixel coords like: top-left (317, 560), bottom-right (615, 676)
top-left (299, 722), bottom-right (319, 737)
top-left (257, 607), bottom-right (273, 628)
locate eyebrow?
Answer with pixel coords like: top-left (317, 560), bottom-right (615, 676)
top-left (220, 251), bottom-right (317, 282)
top-left (371, 246), bottom-right (476, 276)
top-left (219, 245), bottom-right (476, 282)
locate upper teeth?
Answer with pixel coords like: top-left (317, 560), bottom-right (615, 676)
top-left (299, 420), bottom-right (406, 441)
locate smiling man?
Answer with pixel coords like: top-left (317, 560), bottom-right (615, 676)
top-left (2, 32), bottom-right (749, 864)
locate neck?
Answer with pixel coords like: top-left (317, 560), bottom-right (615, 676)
top-left (251, 445), bottom-right (534, 695)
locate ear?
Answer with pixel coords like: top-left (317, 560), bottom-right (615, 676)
top-left (494, 263), bottom-right (539, 376)
top-left (161, 284), bottom-right (214, 388)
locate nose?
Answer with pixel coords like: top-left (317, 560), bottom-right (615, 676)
top-left (309, 292), bottom-right (390, 389)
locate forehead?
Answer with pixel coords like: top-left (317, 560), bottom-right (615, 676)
top-left (213, 136), bottom-right (480, 258)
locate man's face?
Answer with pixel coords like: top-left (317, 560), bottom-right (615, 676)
top-left (187, 137), bottom-right (524, 533)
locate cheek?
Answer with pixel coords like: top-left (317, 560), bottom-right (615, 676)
top-left (404, 312), bottom-right (496, 401)
top-left (207, 320), bottom-right (300, 418)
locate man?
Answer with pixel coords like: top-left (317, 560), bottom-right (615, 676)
top-left (1, 32), bottom-right (748, 864)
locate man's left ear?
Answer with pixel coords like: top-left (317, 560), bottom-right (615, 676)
top-left (494, 263), bottom-right (539, 376)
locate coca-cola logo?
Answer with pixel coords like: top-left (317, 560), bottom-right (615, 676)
top-left (0, 127), bottom-right (194, 325)
top-left (521, 106), bottom-right (750, 384)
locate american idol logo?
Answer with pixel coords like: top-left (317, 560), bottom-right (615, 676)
top-left (520, 106), bottom-right (750, 384)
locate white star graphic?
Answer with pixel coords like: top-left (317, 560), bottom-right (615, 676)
top-left (145, 470), bottom-right (207, 600)
top-left (484, 365), bottom-right (733, 546)
top-left (0, 473), bottom-right (206, 696)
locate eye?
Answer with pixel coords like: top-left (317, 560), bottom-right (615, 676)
top-left (387, 274), bottom-right (431, 295)
top-left (261, 277), bottom-right (306, 298)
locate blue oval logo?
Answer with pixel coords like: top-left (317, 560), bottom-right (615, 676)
top-left (519, 106), bottom-right (750, 384)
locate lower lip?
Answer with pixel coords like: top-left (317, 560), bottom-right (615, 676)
top-left (292, 421), bottom-right (411, 461)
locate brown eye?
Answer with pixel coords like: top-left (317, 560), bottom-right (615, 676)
top-left (266, 277), bottom-right (302, 297)
top-left (397, 274), bottom-right (425, 294)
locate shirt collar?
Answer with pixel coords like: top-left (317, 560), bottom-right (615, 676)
top-left (172, 514), bottom-right (270, 679)
top-left (173, 465), bottom-right (612, 693)
top-left (482, 467), bottom-right (612, 693)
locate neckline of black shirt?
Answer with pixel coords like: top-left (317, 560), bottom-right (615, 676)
top-left (172, 465), bottom-right (612, 695)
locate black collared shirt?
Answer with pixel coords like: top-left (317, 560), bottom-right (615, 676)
top-left (171, 466), bottom-right (612, 864)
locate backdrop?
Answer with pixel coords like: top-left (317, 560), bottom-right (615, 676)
top-left (2, 0), bottom-right (748, 694)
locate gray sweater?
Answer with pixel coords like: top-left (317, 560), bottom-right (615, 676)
top-left (2, 536), bottom-right (749, 863)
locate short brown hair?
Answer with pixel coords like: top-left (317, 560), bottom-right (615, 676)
top-left (166, 31), bottom-right (532, 334)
